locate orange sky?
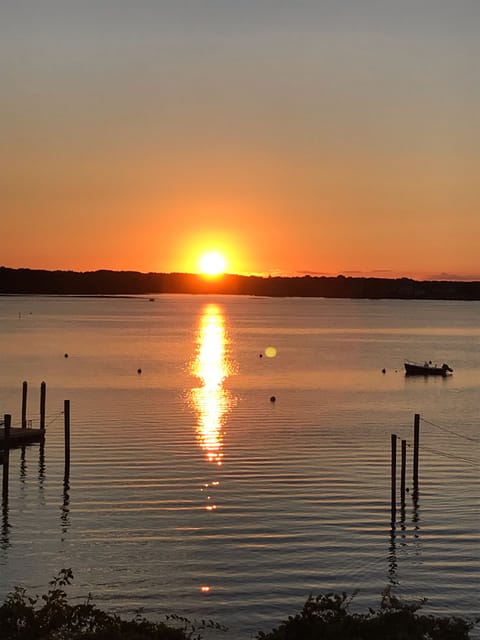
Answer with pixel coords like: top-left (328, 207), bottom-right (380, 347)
top-left (1, 2), bottom-right (479, 280)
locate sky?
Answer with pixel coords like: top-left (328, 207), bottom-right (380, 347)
top-left (1, 0), bottom-right (479, 280)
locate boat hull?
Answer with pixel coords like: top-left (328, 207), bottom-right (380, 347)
top-left (404, 362), bottom-right (453, 376)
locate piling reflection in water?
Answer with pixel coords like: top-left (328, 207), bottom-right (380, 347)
top-left (20, 446), bottom-right (27, 483)
top-left (1, 500), bottom-right (9, 551)
top-left (387, 474), bottom-right (422, 586)
top-left (38, 442), bottom-right (46, 507)
top-left (61, 479), bottom-right (71, 540)
top-left (190, 304), bottom-right (235, 465)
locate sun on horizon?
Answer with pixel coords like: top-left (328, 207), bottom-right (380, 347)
top-left (198, 251), bottom-right (227, 277)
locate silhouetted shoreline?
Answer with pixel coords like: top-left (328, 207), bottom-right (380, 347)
top-left (1, 267), bottom-right (479, 300)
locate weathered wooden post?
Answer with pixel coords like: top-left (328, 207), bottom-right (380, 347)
top-left (22, 381), bottom-right (28, 429)
top-left (2, 415), bottom-right (11, 501)
top-left (40, 381), bottom-right (46, 431)
top-left (400, 439), bottom-right (407, 505)
top-left (413, 413), bottom-right (420, 487)
top-left (391, 433), bottom-right (397, 522)
top-left (64, 400), bottom-right (70, 479)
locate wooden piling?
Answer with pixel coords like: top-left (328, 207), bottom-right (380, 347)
top-left (40, 382), bottom-right (46, 431)
top-left (21, 381), bottom-right (28, 429)
top-left (413, 413), bottom-right (420, 487)
top-left (391, 433), bottom-right (397, 522)
top-left (2, 415), bottom-right (11, 501)
top-left (64, 400), bottom-right (70, 479)
top-left (400, 439), bottom-right (407, 505)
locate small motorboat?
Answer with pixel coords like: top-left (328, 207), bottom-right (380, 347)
top-left (404, 361), bottom-right (453, 376)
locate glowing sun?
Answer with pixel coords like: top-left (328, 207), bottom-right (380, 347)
top-left (198, 251), bottom-right (227, 277)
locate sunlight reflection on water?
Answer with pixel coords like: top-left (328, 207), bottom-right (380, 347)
top-left (189, 303), bottom-right (236, 466)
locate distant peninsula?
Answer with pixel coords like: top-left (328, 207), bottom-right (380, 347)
top-left (1, 267), bottom-right (479, 300)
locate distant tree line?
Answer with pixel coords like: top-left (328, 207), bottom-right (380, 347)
top-left (1, 267), bottom-right (479, 300)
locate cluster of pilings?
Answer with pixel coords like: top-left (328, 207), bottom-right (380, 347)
top-left (391, 413), bottom-right (420, 522)
top-left (1, 382), bottom-right (71, 502)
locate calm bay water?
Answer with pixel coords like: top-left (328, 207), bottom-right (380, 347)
top-left (0, 295), bottom-right (479, 638)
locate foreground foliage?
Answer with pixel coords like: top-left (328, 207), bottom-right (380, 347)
top-left (257, 588), bottom-right (477, 640)
top-left (0, 569), bottom-right (224, 640)
top-left (0, 570), bottom-right (477, 639)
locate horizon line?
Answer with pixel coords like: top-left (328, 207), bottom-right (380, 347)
top-left (2, 265), bottom-right (480, 284)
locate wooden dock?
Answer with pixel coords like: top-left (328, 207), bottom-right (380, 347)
top-left (1, 381), bottom-right (47, 458)
top-left (1, 427), bottom-right (44, 451)
top-left (3, 384), bottom-right (70, 501)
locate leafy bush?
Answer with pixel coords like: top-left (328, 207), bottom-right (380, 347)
top-left (256, 587), bottom-right (477, 640)
top-left (0, 569), bottom-right (225, 640)
top-left (1, 571), bottom-right (477, 639)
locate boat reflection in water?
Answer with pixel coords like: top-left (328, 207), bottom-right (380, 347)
top-left (190, 304), bottom-right (235, 465)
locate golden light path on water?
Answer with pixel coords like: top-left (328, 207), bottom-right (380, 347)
top-left (190, 303), bottom-right (235, 466)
